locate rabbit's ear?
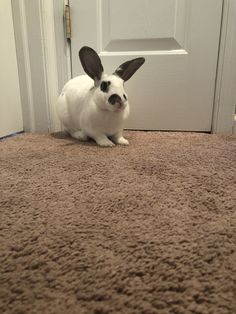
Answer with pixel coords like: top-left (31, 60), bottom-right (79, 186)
top-left (114, 57), bottom-right (145, 81)
top-left (79, 46), bottom-right (104, 84)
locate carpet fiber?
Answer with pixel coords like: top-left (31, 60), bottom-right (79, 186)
top-left (0, 131), bottom-right (236, 314)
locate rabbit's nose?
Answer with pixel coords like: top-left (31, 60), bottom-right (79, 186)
top-left (108, 94), bottom-right (122, 105)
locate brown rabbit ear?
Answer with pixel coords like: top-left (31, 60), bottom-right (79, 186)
top-left (79, 46), bottom-right (104, 84)
top-left (114, 57), bottom-right (145, 81)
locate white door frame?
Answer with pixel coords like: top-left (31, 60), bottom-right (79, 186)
top-left (12, 0), bottom-right (67, 132)
top-left (12, 0), bottom-right (236, 134)
top-left (212, 0), bottom-right (236, 133)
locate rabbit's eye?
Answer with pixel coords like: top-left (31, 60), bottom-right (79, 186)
top-left (100, 81), bottom-right (111, 93)
top-left (123, 94), bottom-right (127, 101)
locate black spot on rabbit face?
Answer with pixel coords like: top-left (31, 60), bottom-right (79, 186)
top-left (108, 94), bottom-right (122, 105)
top-left (100, 81), bottom-right (111, 93)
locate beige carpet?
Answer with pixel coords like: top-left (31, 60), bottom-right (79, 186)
top-left (0, 131), bottom-right (236, 314)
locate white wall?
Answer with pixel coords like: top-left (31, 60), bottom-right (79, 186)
top-left (0, 0), bottom-right (23, 138)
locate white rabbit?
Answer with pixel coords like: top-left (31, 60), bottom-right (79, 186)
top-left (57, 46), bottom-right (145, 147)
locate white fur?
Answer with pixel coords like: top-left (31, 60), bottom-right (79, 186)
top-left (57, 74), bottom-right (130, 147)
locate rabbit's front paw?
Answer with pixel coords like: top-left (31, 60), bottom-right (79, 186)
top-left (115, 137), bottom-right (129, 146)
top-left (95, 136), bottom-right (115, 147)
top-left (71, 130), bottom-right (88, 141)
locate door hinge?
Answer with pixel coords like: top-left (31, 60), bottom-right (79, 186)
top-left (64, 4), bottom-right (71, 39)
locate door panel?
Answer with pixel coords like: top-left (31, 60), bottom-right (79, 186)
top-left (101, 0), bottom-right (187, 51)
top-left (70, 0), bottom-right (223, 131)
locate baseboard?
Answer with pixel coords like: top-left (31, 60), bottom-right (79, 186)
top-left (0, 131), bottom-right (24, 141)
top-left (233, 115), bottom-right (236, 134)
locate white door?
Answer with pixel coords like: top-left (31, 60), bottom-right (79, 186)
top-left (0, 0), bottom-right (23, 138)
top-left (70, 0), bottom-right (223, 131)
